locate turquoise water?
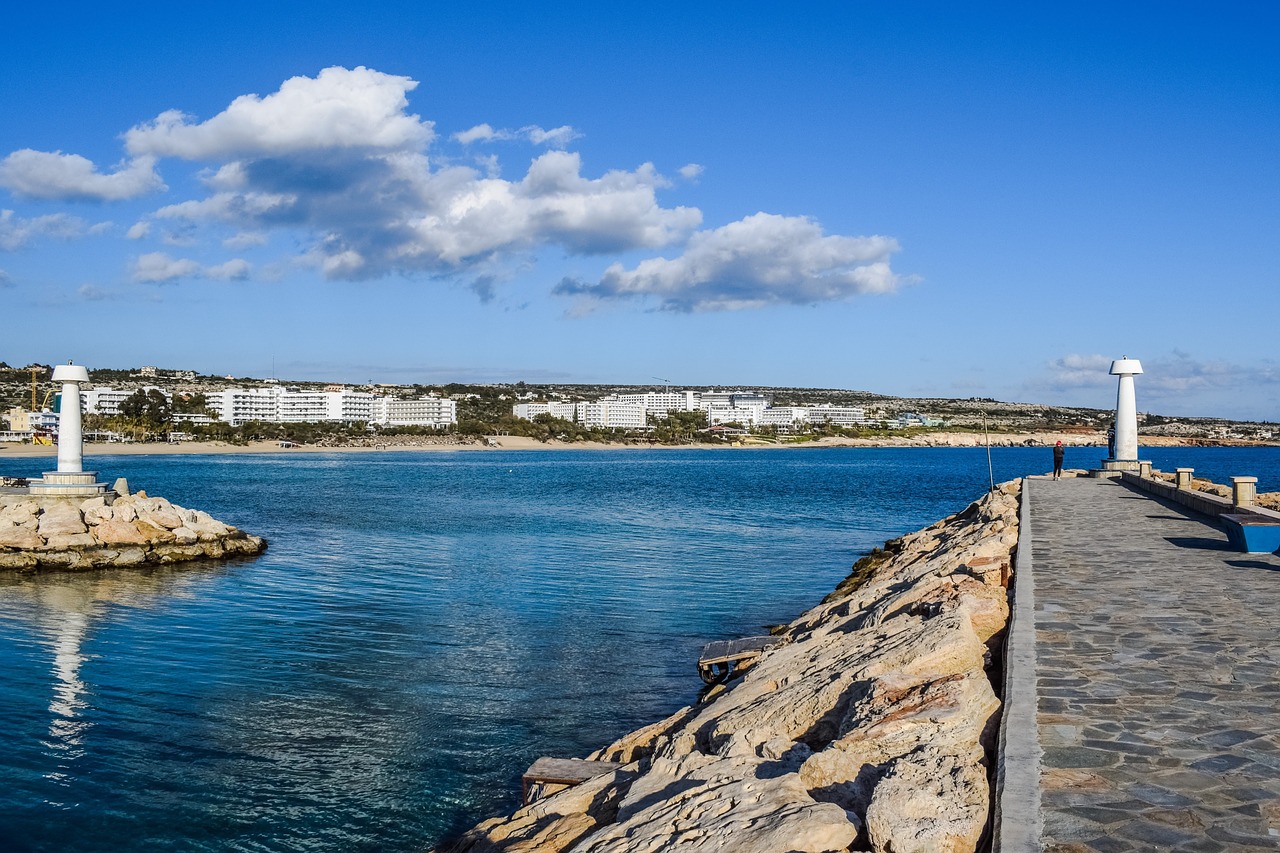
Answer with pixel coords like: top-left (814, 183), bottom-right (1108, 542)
top-left (1, 445), bottom-right (1277, 851)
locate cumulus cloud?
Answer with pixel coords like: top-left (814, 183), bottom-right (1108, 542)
top-left (223, 231), bottom-right (267, 249)
top-left (158, 149), bottom-right (700, 279)
top-left (555, 212), bottom-right (904, 311)
top-left (453, 123), bottom-right (580, 148)
top-left (125, 66), bottom-right (432, 159)
top-left (0, 150), bottom-right (164, 201)
top-left (132, 251), bottom-right (250, 283)
top-left (453, 123), bottom-right (498, 145)
top-left (1045, 353), bottom-right (1116, 388)
top-left (0, 65), bottom-right (906, 309)
top-left (0, 209), bottom-right (86, 250)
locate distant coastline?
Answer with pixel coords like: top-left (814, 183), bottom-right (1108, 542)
top-left (1, 431), bottom-right (1270, 460)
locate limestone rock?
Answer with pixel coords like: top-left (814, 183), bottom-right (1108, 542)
top-left (133, 520), bottom-right (176, 544)
top-left (147, 506), bottom-right (185, 530)
top-left (37, 503), bottom-right (87, 536)
top-left (94, 519), bottom-right (151, 546)
top-left (0, 490), bottom-right (265, 571)
top-left (864, 746), bottom-right (990, 853)
top-left (576, 753), bottom-right (860, 853)
top-left (42, 533), bottom-right (98, 550)
top-left (0, 524), bottom-right (43, 550)
top-left (0, 551), bottom-right (38, 569)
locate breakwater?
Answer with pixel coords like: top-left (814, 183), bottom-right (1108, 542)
top-left (0, 490), bottom-right (265, 570)
top-left (440, 481), bottom-right (1021, 853)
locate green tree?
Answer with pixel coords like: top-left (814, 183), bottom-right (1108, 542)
top-left (118, 389), bottom-right (172, 428)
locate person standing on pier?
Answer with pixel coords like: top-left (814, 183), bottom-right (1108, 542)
top-left (1052, 440), bottom-right (1065, 480)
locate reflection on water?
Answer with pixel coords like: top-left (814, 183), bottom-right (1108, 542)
top-left (0, 566), bottom-right (228, 803)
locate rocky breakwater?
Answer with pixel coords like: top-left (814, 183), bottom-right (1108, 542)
top-left (441, 481), bottom-right (1021, 853)
top-left (0, 490), bottom-right (266, 571)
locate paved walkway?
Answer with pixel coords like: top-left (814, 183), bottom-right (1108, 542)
top-left (1028, 476), bottom-right (1280, 851)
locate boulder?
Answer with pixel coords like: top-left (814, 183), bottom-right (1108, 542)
top-left (94, 519), bottom-right (151, 546)
top-left (577, 752), bottom-right (860, 853)
top-left (864, 746), bottom-right (990, 853)
top-left (0, 524), bottom-right (43, 550)
top-left (133, 520), bottom-right (176, 544)
top-left (42, 533), bottom-right (98, 550)
top-left (37, 503), bottom-right (87, 536)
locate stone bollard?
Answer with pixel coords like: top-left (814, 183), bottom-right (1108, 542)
top-left (1139, 461), bottom-right (1152, 478)
top-left (1231, 476), bottom-right (1257, 508)
top-left (1175, 468), bottom-right (1194, 490)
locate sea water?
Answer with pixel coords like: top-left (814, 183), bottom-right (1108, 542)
top-left (1, 445), bottom-right (1277, 851)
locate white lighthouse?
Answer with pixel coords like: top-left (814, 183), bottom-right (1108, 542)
top-left (1100, 356), bottom-right (1148, 473)
top-left (28, 362), bottom-right (107, 496)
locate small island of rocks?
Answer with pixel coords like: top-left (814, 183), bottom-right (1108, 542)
top-left (0, 362), bottom-right (265, 572)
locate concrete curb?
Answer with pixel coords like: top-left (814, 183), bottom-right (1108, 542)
top-left (993, 477), bottom-right (1042, 852)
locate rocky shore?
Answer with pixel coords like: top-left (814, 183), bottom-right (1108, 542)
top-left (440, 481), bottom-right (1021, 853)
top-left (0, 490), bottom-right (266, 571)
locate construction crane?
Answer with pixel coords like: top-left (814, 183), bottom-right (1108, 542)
top-left (653, 376), bottom-right (671, 391)
top-left (30, 366), bottom-right (38, 411)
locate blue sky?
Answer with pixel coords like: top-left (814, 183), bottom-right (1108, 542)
top-left (1, 2), bottom-right (1277, 419)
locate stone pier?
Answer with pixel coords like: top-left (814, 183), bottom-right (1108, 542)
top-left (1000, 476), bottom-right (1280, 850)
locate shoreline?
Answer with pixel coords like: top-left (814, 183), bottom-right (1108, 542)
top-left (0, 432), bottom-right (1266, 461)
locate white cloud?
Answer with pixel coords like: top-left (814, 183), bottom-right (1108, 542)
top-left (0, 209), bottom-right (86, 250)
top-left (555, 212), bottom-right (904, 311)
top-left (223, 231), bottom-right (267, 249)
top-left (453, 123), bottom-right (498, 145)
top-left (0, 268), bottom-right (11, 287)
top-left (125, 66), bottom-right (432, 159)
top-left (132, 251), bottom-right (250, 283)
top-left (0, 150), bottom-right (164, 201)
top-left (1, 66), bottom-right (905, 308)
top-left (452, 123), bottom-right (580, 148)
top-left (159, 149), bottom-right (700, 279)
top-left (525, 125), bottom-right (579, 147)
top-left (77, 283), bottom-right (115, 301)
top-left (1046, 354), bottom-right (1115, 388)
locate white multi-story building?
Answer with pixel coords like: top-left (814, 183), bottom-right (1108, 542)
top-left (208, 386), bottom-right (382, 426)
top-left (575, 399), bottom-right (648, 429)
top-left (276, 389), bottom-right (329, 422)
top-left (208, 388), bottom-right (280, 425)
top-left (373, 395), bottom-right (457, 428)
top-left (512, 401), bottom-right (577, 421)
top-left (759, 407), bottom-right (811, 432)
top-left (322, 387), bottom-right (376, 423)
top-left (807, 404), bottom-right (867, 428)
top-left (701, 392), bottom-right (770, 426)
top-left (614, 391), bottom-right (702, 418)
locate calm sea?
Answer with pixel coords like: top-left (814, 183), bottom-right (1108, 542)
top-left (1, 445), bottom-right (1277, 851)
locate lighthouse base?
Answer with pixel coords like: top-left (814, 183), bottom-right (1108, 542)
top-left (28, 471), bottom-right (109, 497)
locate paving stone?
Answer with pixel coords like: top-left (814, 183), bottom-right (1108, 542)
top-left (1028, 478), bottom-right (1280, 851)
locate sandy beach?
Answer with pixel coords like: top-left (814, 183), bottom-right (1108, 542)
top-left (0, 430), bottom-right (1178, 460)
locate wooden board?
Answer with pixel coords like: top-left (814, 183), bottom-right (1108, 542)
top-left (522, 757), bottom-right (625, 788)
